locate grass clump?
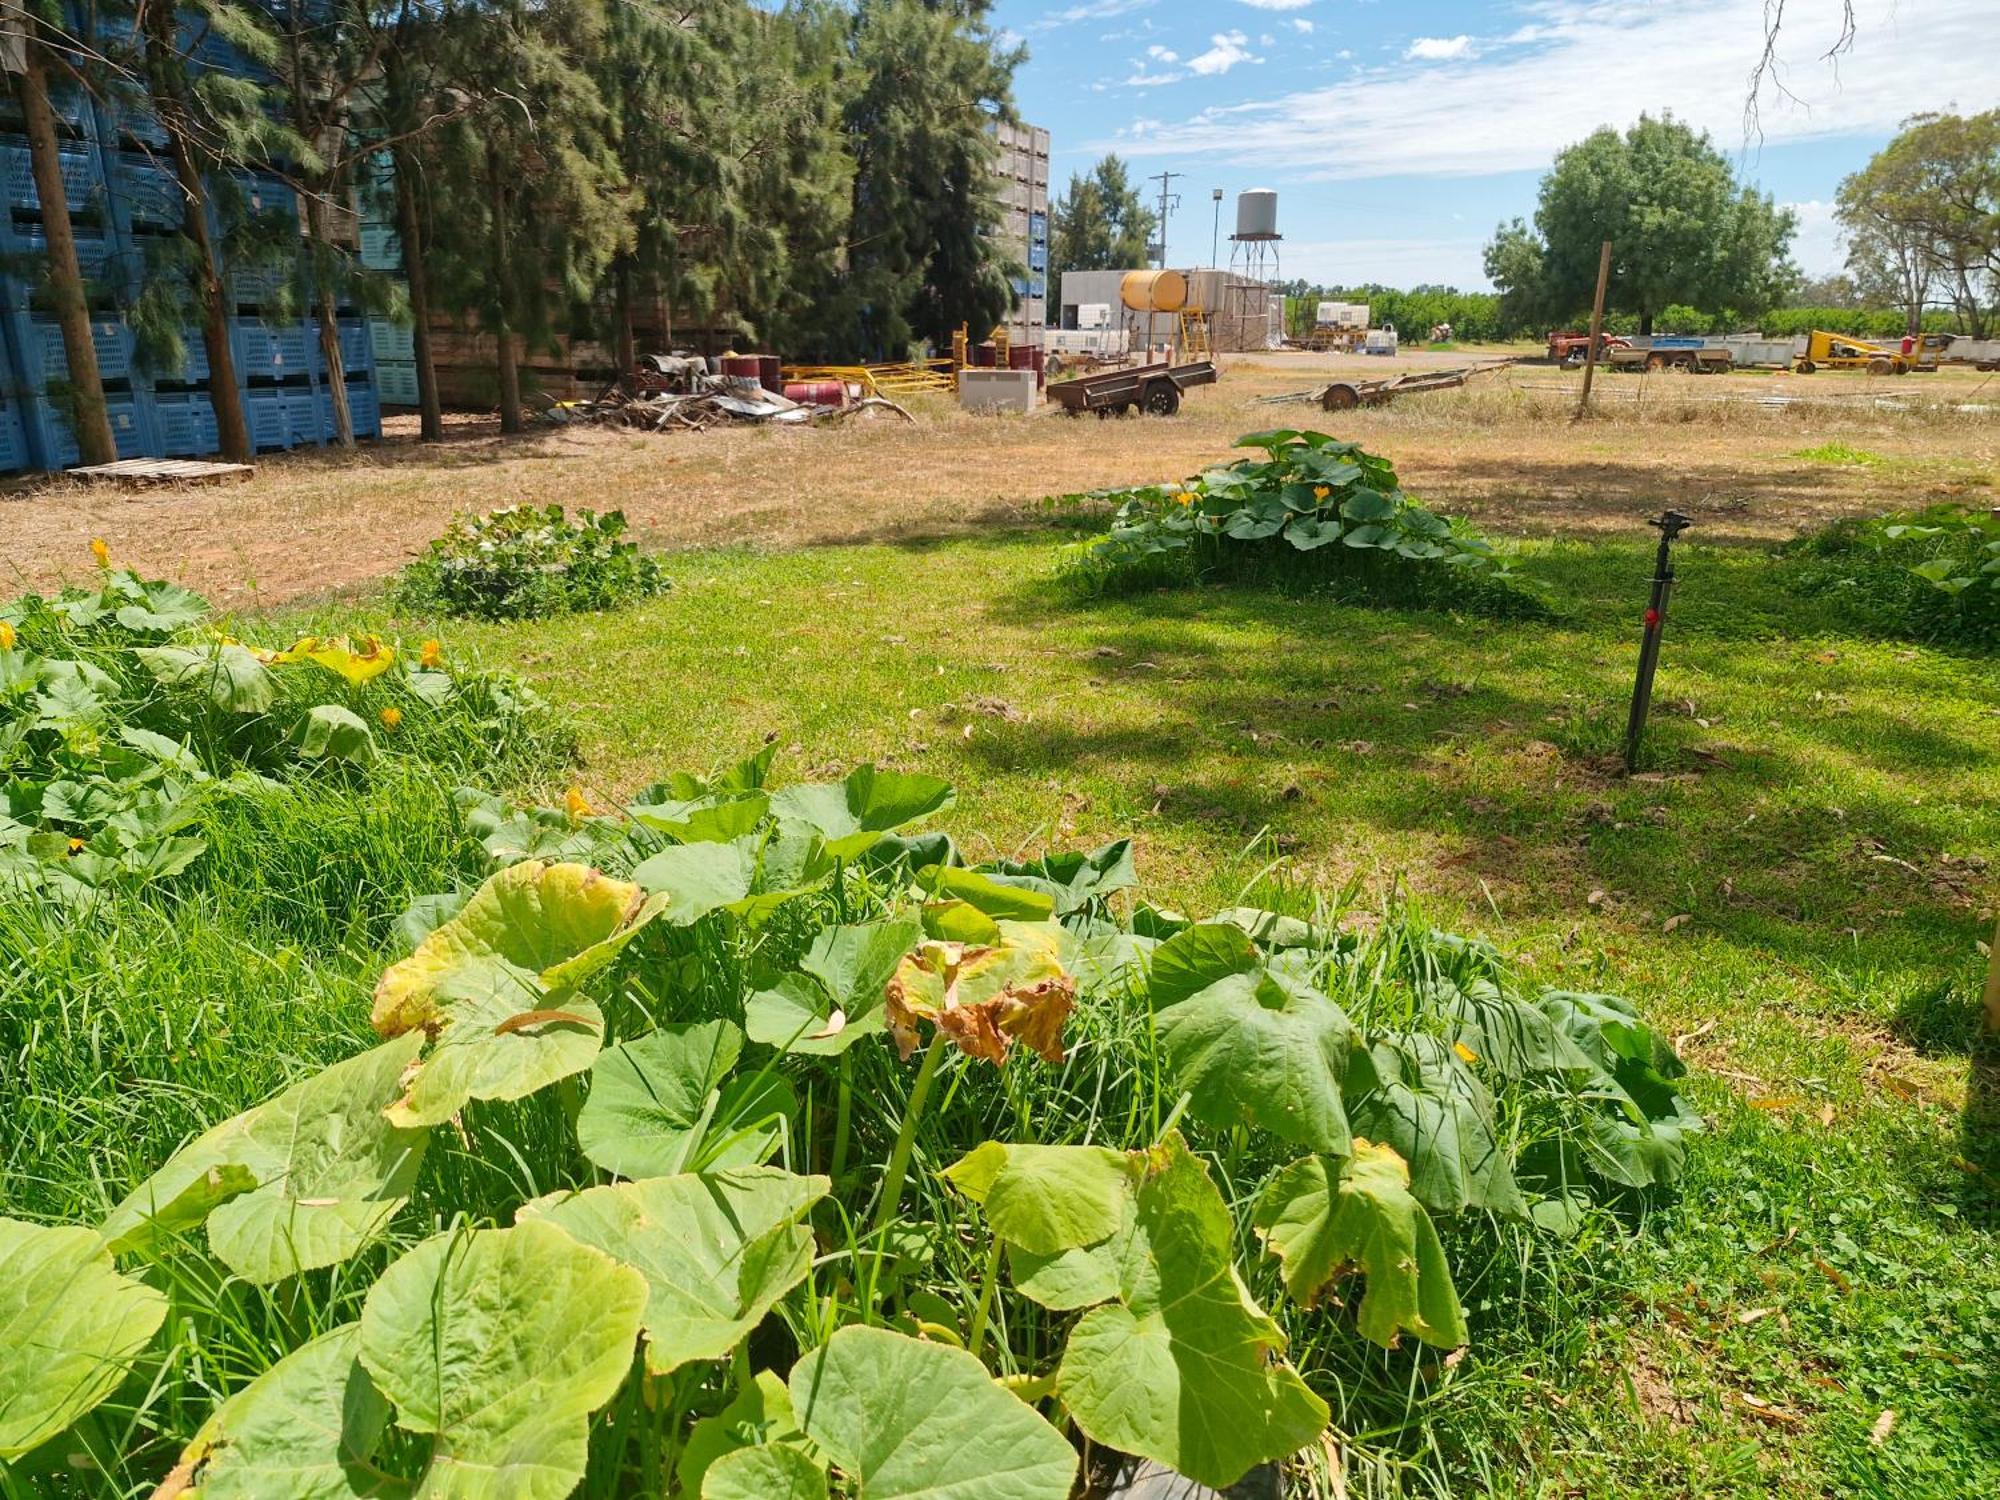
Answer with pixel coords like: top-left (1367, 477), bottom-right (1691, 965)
top-left (1791, 442), bottom-right (1886, 466)
top-left (394, 503), bottom-right (671, 621)
top-left (1059, 428), bottom-right (1545, 616)
top-left (1779, 504), bottom-right (2000, 647)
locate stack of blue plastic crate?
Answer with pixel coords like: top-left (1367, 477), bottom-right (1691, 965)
top-left (359, 155), bottom-right (417, 409)
top-left (0, 16), bottom-right (383, 473)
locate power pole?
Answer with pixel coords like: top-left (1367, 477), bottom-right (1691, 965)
top-left (1210, 187), bottom-right (1223, 268)
top-left (1147, 170), bottom-right (1182, 268)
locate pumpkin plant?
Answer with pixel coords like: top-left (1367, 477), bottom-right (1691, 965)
top-left (0, 751), bottom-right (1701, 1497)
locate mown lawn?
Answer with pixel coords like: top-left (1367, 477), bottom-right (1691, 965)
top-left (356, 524), bottom-right (2000, 1497)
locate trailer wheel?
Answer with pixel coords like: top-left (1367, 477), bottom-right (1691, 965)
top-left (1045, 354), bottom-right (1065, 378)
top-left (1794, 360), bottom-right (1816, 374)
top-left (1142, 382), bottom-right (1181, 416)
top-left (1867, 357), bottom-right (1892, 375)
top-left (1320, 382), bottom-right (1361, 411)
top-left (1644, 353), bottom-right (1666, 372)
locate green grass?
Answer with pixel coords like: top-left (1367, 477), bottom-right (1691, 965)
top-left (369, 526), bottom-right (1999, 1497)
top-left (1791, 442), bottom-right (1888, 466)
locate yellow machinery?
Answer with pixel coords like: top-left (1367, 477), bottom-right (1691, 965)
top-left (1793, 329), bottom-right (1942, 374)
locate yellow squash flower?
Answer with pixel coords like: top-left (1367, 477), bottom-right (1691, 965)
top-left (0, 621), bottom-right (15, 651)
top-left (1312, 485), bottom-right (1331, 501)
top-left (67, 837), bottom-right (85, 853)
top-left (419, 638), bottom-right (443, 670)
top-left (565, 786), bottom-right (594, 821)
top-left (379, 706), bottom-right (403, 730)
top-left (90, 538), bottom-right (110, 568)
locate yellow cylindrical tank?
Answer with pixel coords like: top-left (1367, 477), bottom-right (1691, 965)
top-left (1120, 269), bottom-right (1187, 313)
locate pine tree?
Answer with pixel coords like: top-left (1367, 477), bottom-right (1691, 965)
top-left (415, 0), bottom-right (625, 431)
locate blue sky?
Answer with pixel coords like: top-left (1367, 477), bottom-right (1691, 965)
top-left (990, 0), bottom-right (2000, 289)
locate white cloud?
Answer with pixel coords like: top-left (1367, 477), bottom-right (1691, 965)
top-left (1784, 199), bottom-right (1847, 274)
top-left (1235, 0), bottom-right (1312, 9)
top-left (1028, 0), bottom-right (1156, 34)
top-left (1291, 18), bottom-right (1315, 33)
top-left (1405, 35), bottom-right (1473, 60)
top-left (1090, 0), bottom-right (2000, 182)
top-left (1335, 47), bottom-right (1352, 59)
top-left (1281, 236), bottom-right (1493, 288)
top-left (1125, 69), bottom-right (1185, 86)
top-left (1187, 29), bottom-right (1261, 75)
top-left (1146, 44), bottom-right (1178, 60)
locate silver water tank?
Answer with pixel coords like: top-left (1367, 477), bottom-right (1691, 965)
top-left (1235, 188), bottom-right (1279, 239)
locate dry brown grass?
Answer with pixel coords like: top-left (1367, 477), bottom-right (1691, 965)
top-left (3, 350), bottom-right (1994, 606)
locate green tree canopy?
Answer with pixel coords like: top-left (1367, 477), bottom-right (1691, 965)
top-left (1483, 114), bottom-right (1797, 334)
top-left (1837, 111), bottom-right (2000, 338)
top-left (1051, 153), bottom-right (1155, 283)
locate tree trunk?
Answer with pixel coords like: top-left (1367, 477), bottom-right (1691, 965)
top-left (390, 143), bottom-right (442, 441)
top-left (487, 144), bottom-right (521, 434)
top-left (141, 0), bottom-right (250, 463)
top-left (1637, 311), bottom-right (1654, 337)
top-left (381, 44), bottom-right (441, 443)
top-left (303, 187), bottom-right (353, 446)
top-left (15, 31), bottom-right (115, 466)
top-left (613, 256), bottom-right (634, 375)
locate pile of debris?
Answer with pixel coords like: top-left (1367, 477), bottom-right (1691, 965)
top-left (566, 355), bottom-right (914, 431)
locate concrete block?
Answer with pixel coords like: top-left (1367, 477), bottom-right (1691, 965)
top-left (958, 368), bottom-right (1038, 414)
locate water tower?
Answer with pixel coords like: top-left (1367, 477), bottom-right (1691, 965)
top-left (1226, 189), bottom-right (1281, 350)
top-left (1228, 188), bottom-right (1281, 285)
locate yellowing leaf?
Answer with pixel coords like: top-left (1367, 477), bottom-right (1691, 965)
top-left (883, 922), bottom-right (1075, 1066)
top-left (278, 634), bottom-right (396, 686)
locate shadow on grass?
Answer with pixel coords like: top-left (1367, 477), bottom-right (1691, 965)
top-left (969, 524), bottom-right (1995, 1020)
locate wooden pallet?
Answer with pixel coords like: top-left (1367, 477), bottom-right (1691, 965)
top-left (69, 458), bottom-right (255, 485)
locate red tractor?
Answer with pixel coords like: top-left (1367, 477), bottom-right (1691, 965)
top-left (1546, 331), bottom-right (1632, 366)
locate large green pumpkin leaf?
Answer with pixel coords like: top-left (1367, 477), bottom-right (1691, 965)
top-left (970, 839), bottom-right (1134, 915)
top-left (291, 705), bottom-right (379, 766)
top-left (1043, 1135), bottom-right (1329, 1489)
top-left (358, 1221), bottom-right (646, 1500)
top-left (1149, 924), bottom-right (1354, 1156)
top-left (0, 1218), bottom-right (167, 1461)
top-left (162, 1324), bottom-right (402, 1498)
top-left (520, 1168), bottom-right (827, 1375)
top-left (627, 790), bottom-right (769, 845)
top-left (676, 1371), bottom-right (805, 1497)
top-left (789, 1325), bottom-right (1077, 1500)
top-left (744, 918), bottom-right (922, 1056)
top-left (1251, 1143), bottom-right (1466, 1350)
top-left (1434, 979), bottom-right (1597, 1082)
top-left (136, 643), bottom-right (276, 714)
top-left (768, 765), bottom-right (955, 858)
top-left (370, 862), bottom-right (665, 1128)
top-left (1344, 1036), bottom-right (1522, 1216)
top-left (576, 1022), bottom-right (789, 1178)
top-left (372, 861), bottom-right (665, 1037)
top-left (944, 1141), bottom-right (1138, 1256)
top-left (101, 1034), bottom-right (429, 1282)
top-left (1146, 919), bottom-right (1259, 1008)
top-left (701, 1444), bottom-right (827, 1500)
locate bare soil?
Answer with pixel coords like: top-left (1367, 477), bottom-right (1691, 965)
top-left (4, 350), bottom-right (1994, 607)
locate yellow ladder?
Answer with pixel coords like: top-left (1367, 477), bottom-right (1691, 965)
top-left (1177, 309), bottom-right (1211, 361)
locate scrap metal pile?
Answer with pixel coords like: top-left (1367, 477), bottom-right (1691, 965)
top-left (565, 354), bottom-right (915, 431)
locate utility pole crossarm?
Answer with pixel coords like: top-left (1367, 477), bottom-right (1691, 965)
top-left (1147, 169), bottom-right (1183, 269)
